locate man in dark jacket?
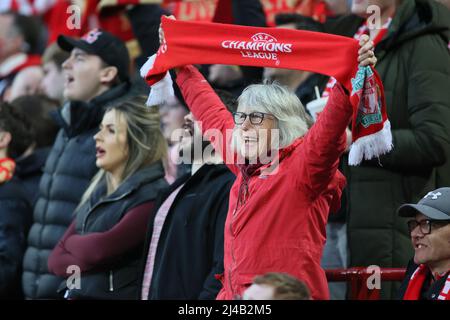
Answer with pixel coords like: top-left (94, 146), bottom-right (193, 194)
top-left (0, 102), bottom-right (33, 299)
top-left (140, 91), bottom-right (236, 300)
top-left (329, 0), bottom-right (450, 298)
top-left (22, 29), bottom-right (132, 299)
top-left (397, 187), bottom-right (450, 300)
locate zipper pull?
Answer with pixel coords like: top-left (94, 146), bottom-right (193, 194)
top-left (109, 270), bottom-right (114, 292)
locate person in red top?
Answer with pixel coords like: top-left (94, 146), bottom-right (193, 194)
top-left (168, 25), bottom-right (377, 298)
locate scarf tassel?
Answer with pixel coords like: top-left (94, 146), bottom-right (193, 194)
top-left (140, 54), bottom-right (175, 107)
top-left (348, 120), bottom-right (393, 166)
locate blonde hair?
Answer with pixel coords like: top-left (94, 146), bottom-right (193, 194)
top-left (79, 95), bottom-right (167, 204)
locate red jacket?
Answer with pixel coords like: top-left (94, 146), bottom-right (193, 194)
top-left (176, 65), bottom-right (352, 300)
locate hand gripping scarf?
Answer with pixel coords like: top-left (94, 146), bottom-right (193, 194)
top-left (141, 16), bottom-right (393, 165)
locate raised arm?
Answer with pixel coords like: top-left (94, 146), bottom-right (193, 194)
top-left (158, 16), bottom-right (238, 174)
top-left (298, 35), bottom-right (376, 197)
top-left (298, 83), bottom-right (352, 197)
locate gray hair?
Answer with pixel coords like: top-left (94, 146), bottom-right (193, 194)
top-left (237, 82), bottom-right (313, 148)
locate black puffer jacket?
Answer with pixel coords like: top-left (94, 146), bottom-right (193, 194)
top-left (22, 83), bottom-right (131, 299)
top-left (0, 177), bottom-right (32, 299)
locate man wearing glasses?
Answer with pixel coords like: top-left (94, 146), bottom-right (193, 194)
top-left (397, 187), bottom-right (450, 300)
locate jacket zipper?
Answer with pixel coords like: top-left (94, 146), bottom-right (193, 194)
top-left (81, 190), bottom-right (134, 234)
top-left (109, 270), bottom-right (114, 291)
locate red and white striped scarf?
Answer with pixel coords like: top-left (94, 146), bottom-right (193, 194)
top-left (322, 17), bottom-right (392, 98)
top-left (403, 264), bottom-right (450, 300)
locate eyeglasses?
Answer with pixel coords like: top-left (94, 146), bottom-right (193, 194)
top-left (407, 219), bottom-right (450, 235)
top-left (232, 112), bottom-right (274, 125)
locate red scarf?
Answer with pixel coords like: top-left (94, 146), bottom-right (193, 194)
top-left (141, 16), bottom-right (392, 166)
top-left (403, 264), bottom-right (450, 300)
top-left (322, 17), bottom-right (391, 98)
top-left (0, 158), bottom-right (15, 184)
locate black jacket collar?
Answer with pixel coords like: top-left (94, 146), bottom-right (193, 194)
top-left (89, 161), bottom-right (165, 207)
top-left (15, 147), bottom-right (50, 178)
top-left (158, 163), bottom-right (229, 202)
top-left (52, 82), bottom-right (130, 138)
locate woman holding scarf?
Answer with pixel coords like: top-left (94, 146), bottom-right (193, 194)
top-left (159, 17), bottom-right (378, 300)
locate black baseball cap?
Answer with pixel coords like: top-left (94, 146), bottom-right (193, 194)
top-left (57, 29), bottom-right (130, 82)
top-left (397, 187), bottom-right (450, 220)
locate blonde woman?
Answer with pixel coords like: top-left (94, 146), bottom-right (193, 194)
top-left (48, 96), bottom-right (168, 299)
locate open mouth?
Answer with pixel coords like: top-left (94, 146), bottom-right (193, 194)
top-left (414, 243), bottom-right (427, 249)
top-left (96, 146), bottom-right (106, 158)
top-left (65, 74), bottom-right (74, 86)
